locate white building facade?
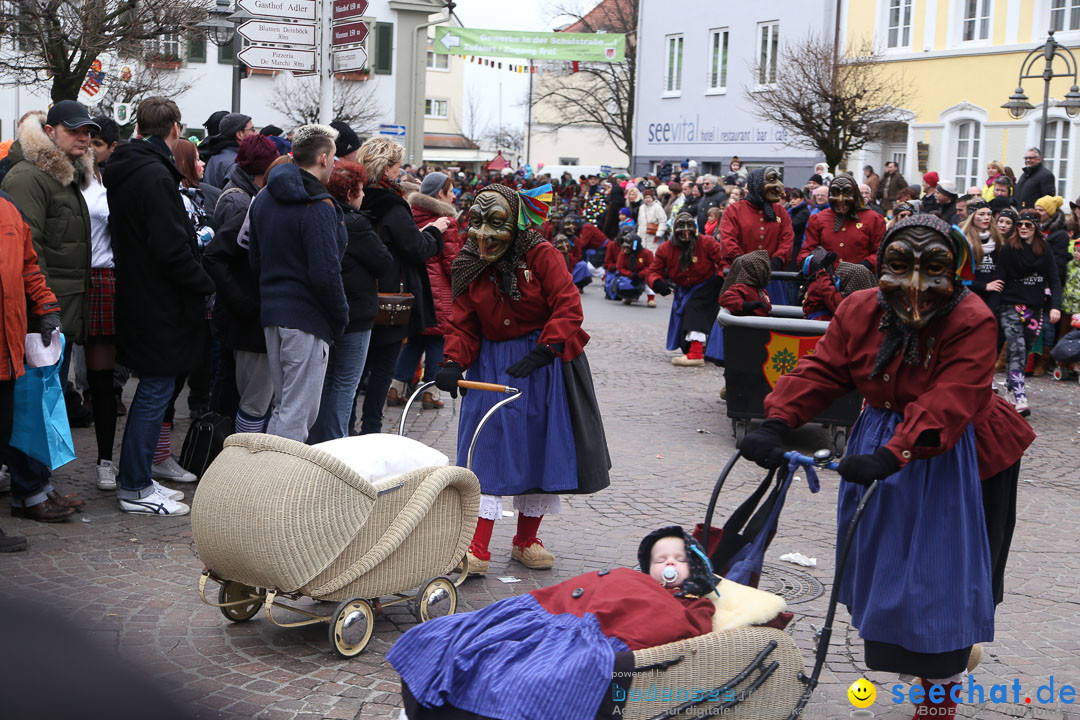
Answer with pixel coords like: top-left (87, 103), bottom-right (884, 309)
top-left (632, 0), bottom-right (839, 184)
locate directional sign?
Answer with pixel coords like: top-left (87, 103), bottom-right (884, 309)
top-left (237, 19), bottom-right (316, 47)
top-left (237, 0), bottom-right (316, 22)
top-left (379, 124), bottom-right (406, 137)
top-left (237, 45), bottom-right (316, 72)
top-left (433, 26), bottom-right (626, 63)
top-left (332, 0), bottom-right (368, 22)
top-left (332, 46), bottom-right (368, 73)
top-left (331, 20), bottom-right (368, 47)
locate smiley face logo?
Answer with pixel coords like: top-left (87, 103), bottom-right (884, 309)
top-left (848, 678), bottom-right (876, 708)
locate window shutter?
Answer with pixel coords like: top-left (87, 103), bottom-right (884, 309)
top-left (188, 33), bottom-right (206, 63)
top-left (218, 37), bottom-right (236, 63)
top-left (374, 21), bottom-right (393, 74)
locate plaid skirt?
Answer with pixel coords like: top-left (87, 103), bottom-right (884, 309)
top-left (88, 267), bottom-right (116, 338)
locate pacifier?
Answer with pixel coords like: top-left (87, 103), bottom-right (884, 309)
top-left (661, 566), bottom-right (679, 586)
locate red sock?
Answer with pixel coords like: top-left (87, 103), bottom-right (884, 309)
top-left (513, 514), bottom-right (543, 548)
top-left (469, 517), bottom-right (495, 561)
top-left (911, 679), bottom-right (959, 719)
top-left (153, 422), bottom-right (172, 464)
top-left (687, 340), bottom-right (704, 360)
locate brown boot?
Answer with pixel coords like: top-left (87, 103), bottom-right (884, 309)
top-left (47, 490), bottom-right (84, 509)
top-left (386, 387), bottom-right (405, 407)
top-left (421, 391), bottom-right (444, 410)
top-left (1033, 353), bottom-right (1049, 377)
top-left (11, 498), bottom-right (75, 523)
top-left (994, 344), bottom-right (1007, 372)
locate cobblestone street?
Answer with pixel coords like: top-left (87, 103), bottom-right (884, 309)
top-left (3, 289), bottom-right (1080, 720)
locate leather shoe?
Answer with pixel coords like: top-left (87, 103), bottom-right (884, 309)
top-left (47, 490), bottom-right (84, 509)
top-left (12, 498), bottom-right (75, 523)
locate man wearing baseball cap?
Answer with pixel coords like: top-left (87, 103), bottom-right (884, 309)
top-left (0, 100), bottom-right (98, 522)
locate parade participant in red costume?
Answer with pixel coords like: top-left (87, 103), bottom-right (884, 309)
top-left (389, 527), bottom-right (718, 720)
top-left (643, 212), bottom-right (730, 366)
top-left (719, 166), bottom-right (794, 303)
top-left (799, 174), bottom-right (886, 270)
top-left (740, 215), bottom-right (1034, 719)
top-left (561, 214), bottom-right (607, 292)
top-left (614, 232), bottom-right (655, 306)
top-left (718, 250), bottom-right (772, 317)
top-left (802, 253), bottom-right (877, 321)
top-left (539, 204), bottom-right (565, 241)
top-left (435, 183), bottom-right (610, 575)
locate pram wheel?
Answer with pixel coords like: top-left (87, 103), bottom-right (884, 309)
top-left (732, 419), bottom-right (749, 447)
top-left (831, 427), bottom-right (848, 456)
top-left (218, 581), bottom-right (264, 623)
top-left (414, 576), bottom-right (457, 622)
top-left (329, 598), bottom-right (374, 658)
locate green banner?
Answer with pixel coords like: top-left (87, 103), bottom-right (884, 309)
top-left (433, 26), bottom-right (625, 63)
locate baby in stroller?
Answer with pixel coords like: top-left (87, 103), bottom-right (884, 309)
top-left (390, 526), bottom-right (719, 720)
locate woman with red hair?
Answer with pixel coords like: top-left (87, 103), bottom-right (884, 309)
top-left (307, 160), bottom-right (394, 442)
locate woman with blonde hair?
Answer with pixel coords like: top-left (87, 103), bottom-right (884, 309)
top-left (982, 161), bottom-right (1006, 201)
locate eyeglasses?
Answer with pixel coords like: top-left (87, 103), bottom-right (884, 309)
top-left (1023, 156), bottom-right (1038, 161)
top-left (1017, 221), bottom-right (1036, 228)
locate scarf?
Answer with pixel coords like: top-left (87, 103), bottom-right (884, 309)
top-left (745, 168), bottom-right (776, 222)
top-left (979, 231), bottom-right (995, 257)
top-left (377, 177), bottom-right (404, 197)
top-left (451, 183), bottom-right (545, 300)
top-left (721, 250), bottom-right (771, 295)
top-left (828, 175), bottom-right (863, 233)
top-left (835, 261), bottom-right (876, 296)
top-left (869, 214), bottom-right (971, 378)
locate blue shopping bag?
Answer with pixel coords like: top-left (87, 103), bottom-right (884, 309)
top-left (616, 275), bottom-right (636, 292)
top-left (10, 335), bottom-right (76, 470)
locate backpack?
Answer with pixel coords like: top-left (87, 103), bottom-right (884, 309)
top-left (179, 411), bottom-right (234, 479)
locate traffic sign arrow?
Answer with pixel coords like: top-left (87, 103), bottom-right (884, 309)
top-left (440, 32), bottom-right (460, 50)
top-left (237, 19), bottom-right (316, 47)
top-left (331, 21), bottom-right (368, 46)
top-left (332, 46), bottom-right (368, 73)
top-left (332, 0), bottom-right (368, 22)
top-left (237, 45), bottom-right (316, 72)
top-left (236, 0), bottom-right (316, 22)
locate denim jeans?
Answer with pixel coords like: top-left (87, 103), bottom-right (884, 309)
top-left (392, 335), bottom-right (444, 384)
top-left (360, 337), bottom-right (403, 435)
top-left (116, 374), bottom-right (177, 499)
top-left (308, 330), bottom-right (372, 444)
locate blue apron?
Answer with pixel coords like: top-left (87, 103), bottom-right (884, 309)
top-left (665, 281), bottom-right (706, 351)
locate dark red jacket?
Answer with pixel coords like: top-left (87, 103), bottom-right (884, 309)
top-left (603, 241), bottom-right (622, 272)
top-left (616, 247), bottom-right (654, 277)
top-left (719, 199), bottom-right (795, 263)
top-left (719, 283), bottom-right (771, 316)
top-left (801, 271), bottom-right (842, 319)
top-left (644, 234), bottom-right (729, 288)
top-left (578, 223), bottom-right (608, 250)
top-left (764, 289), bottom-right (1034, 479)
top-left (445, 242), bottom-right (589, 368)
top-left (799, 208), bottom-right (885, 268)
top-left (410, 194), bottom-right (462, 337)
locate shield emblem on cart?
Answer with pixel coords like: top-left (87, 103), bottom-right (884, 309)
top-left (762, 333), bottom-right (821, 389)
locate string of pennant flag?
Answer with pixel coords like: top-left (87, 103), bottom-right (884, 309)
top-left (461, 56), bottom-right (581, 74)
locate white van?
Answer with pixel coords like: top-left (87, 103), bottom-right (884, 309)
top-left (534, 164), bottom-right (631, 180)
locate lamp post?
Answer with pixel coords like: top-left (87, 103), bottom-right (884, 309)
top-left (197, 0), bottom-right (244, 113)
top-left (1001, 29), bottom-right (1080, 154)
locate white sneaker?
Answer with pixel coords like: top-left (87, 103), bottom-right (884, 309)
top-left (96, 460), bottom-right (117, 490)
top-left (119, 487), bottom-right (190, 516)
top-left (0, 464), bottom-right (9, 494)
top-left (151, 480), bottom-right (184, 502)
top-left (151, 456), bottom-right (197, 483)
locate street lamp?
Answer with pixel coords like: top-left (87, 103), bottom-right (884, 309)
top-left (197, 0), bottom-right (244, 113)
top-left (1001, 29), bottom-right (1080, 151)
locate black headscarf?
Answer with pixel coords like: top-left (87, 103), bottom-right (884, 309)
top-left (637, 525), bottom-right (718, 599)
top-left (869, 214), bottom-right (971, 378)
top-left (670, 212), bottom-right (699, 272)
top-left (451, 184), bottom-right (545, 300)
top-left (721, 249), bottom-right (771, 294)
top-left (746, 168), bottom-right (776, 222)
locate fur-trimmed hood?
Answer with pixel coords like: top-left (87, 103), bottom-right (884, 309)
top-left (9, 111), bottom-right (94, 189)
top-left (407, 191), bottom-right (456, 219)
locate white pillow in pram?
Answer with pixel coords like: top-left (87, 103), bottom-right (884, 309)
top-left (707, 577), bottom-right (787, 633)
top-left (312, 435), bottom-right (449, 482)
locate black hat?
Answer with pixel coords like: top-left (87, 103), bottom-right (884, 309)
top-left (260, 124), bottom-right (283, 137)
top-left (203, 110), bottom-right (229, 137)
top-left (808, 173), bottom-right (824, 185)
top-left (330, 120), bottom-right (361, 158)
top-left (637, 525), bottom-right (717, 598)
top-left (46, 100), bottom-right (100, 131)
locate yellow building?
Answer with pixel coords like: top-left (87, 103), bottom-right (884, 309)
top-left (843, 0), bottom-right (1080, 200)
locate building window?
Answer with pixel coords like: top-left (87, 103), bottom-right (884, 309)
top-left (187, 33), bottom-right (206, 63)
top-left (426, 50), bottom-right (449, 70)
top-left (425, 98), bottom-right (448, 118)
top-left (954, 120), bottom-right (981, 189)
top-left (1043, 119), bottom-right (1071, 196)
top-left (961, 0), bottom-right (991, 42)
top-left (757, 21), bottom-right (779, 87)
top-left (708, 28), bottom-right (729, 92)
top-left (218, 36), bottom-right (236, 63)
top-left (886, 0), bottom-right (913, 48)
top-left (1051, 0), bottom-right (1080, 31)
top-left (374, 21), bottom-right (393, 75)
top-left (147, 33), bottom-right (181, 61)
top-left (664, 34), bottom-right (683, 95)
top-left (559, 157), bottom-right (579, 165)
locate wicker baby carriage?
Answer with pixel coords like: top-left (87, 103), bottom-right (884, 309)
top-left (193, 380), bottom-right (520, 658)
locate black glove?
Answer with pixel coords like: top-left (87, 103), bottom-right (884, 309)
top-left (37, 312), bottom-right (61, 347)
top-left (434, 362), bottom-right (465, 398)
top-left (860, 259), bottom-right (875, 273)
top-left (770, 256), bottom-right (785, 271)
top-left (652, 279), bottom-right (672, 296)
top-left (506, 345), bottom-right (556, 378)
top-left (741, 300), bottom-right (766, 314)
top-left (739, 418), bottom-right (790, 469)
top-left (823, 251), bottom-right (838, 268)
top-left (837, 447), bottom-right (901, 486)
top-left (631, 271), bottom-right (640, 281)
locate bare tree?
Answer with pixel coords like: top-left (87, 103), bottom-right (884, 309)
top-left (744, 35), bottom-right (912, 175)
top-left (458, 86), bottom-right (487, 145)
top-left (532, 0), bottom-right (636, 158)
top-left (0, 0), bottom-right (207, 103)
top-left (89, 63), bottom-right (196, 131)
top-left (482, 125), bottom-right (524, 154)
top-left (268, 77), bottom-right (386, 131)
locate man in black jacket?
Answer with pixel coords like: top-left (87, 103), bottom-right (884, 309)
top-left (1014, 147), bottom-right (1056, 209)
top-left (694, 174), bottom-right (727, 232)
top-left (103, 97), bottom-right (215, 516)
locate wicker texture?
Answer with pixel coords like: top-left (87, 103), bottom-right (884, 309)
top-left (624, 627), bottom-right (806, 720)
top-left (191, 434), bottom-right (479, 601)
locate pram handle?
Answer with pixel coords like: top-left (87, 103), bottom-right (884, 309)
top-left (457, 380), bottom-right (515, 393)
top-left (784, 450), bottom-right (840, 471)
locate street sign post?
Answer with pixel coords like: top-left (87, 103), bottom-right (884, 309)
top-left (237, 45), bottom-right (316, 72)
top-left (236, 0), bottom-right (317, 21)
top-left (237, 19), bottom-right (316, 46)
top-left (332, 46), bottom-right (368, 73)
top-left (331, 21), bottom-right (368, 46)
top-left (432, 27), bottom-right (625, 62)
top-left (331, 0), bottom-right (368, 22)
top-left (379, 124), bottom-right (406, 137)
